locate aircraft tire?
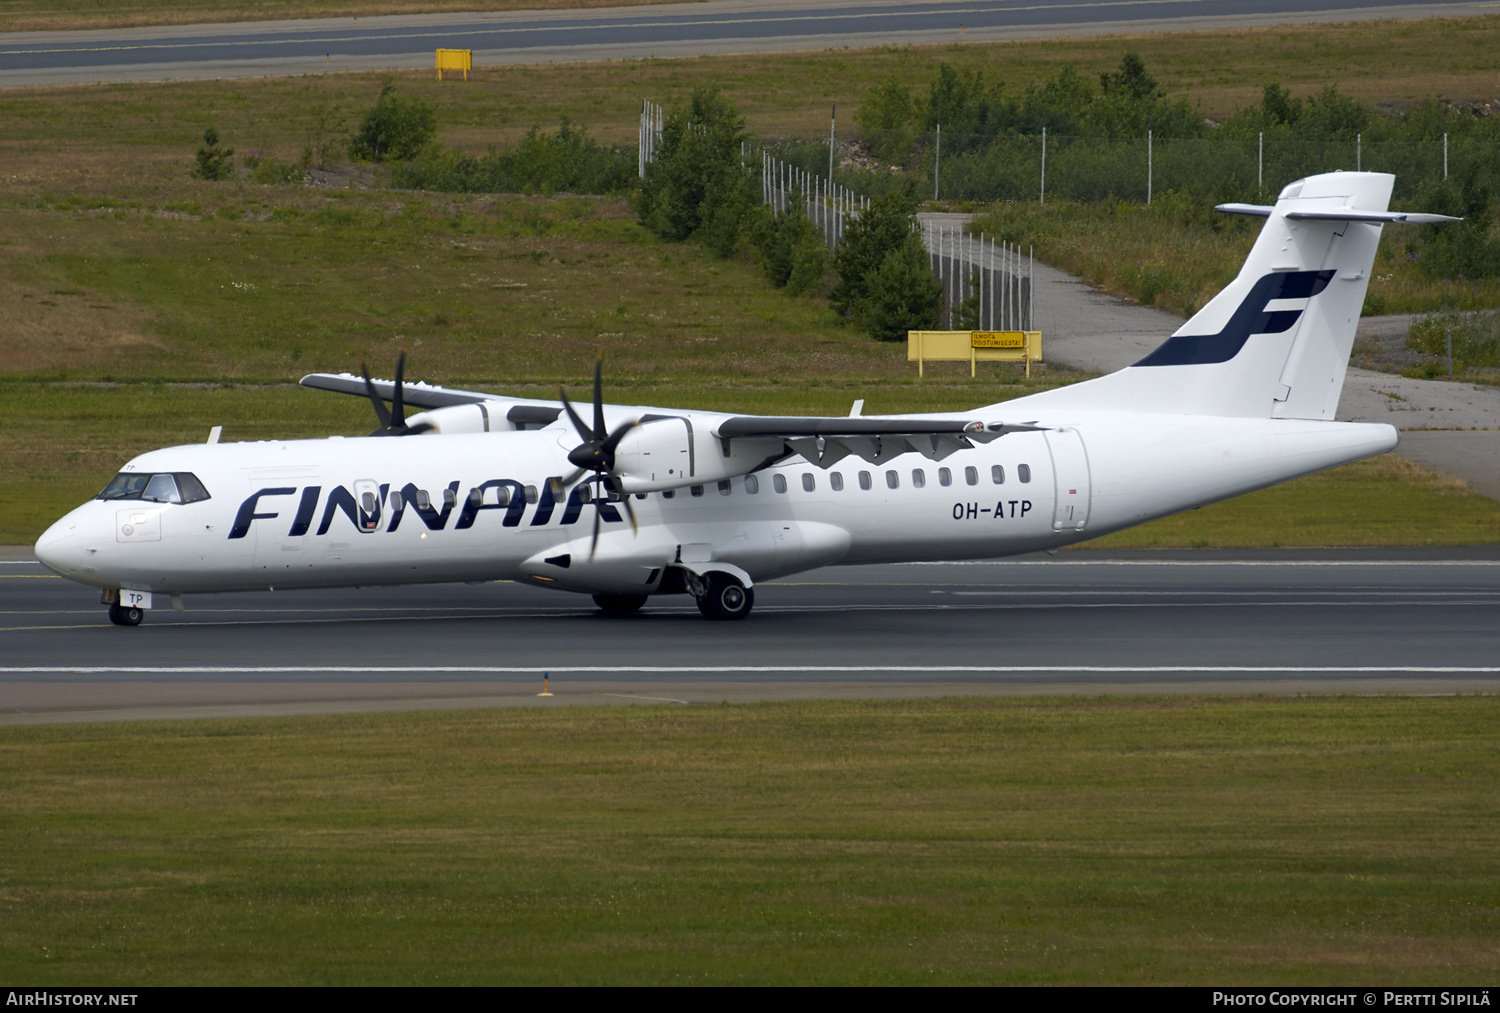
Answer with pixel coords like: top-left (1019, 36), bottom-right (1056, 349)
top-left (696, 574), bottom-right (753, 621)
top-left (108, 603), bottom-right (144, 627)
top-left (592, 593), bottom-right (648, 614)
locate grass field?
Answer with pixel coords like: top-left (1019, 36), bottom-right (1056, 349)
top-left (1, 697), bottom-right (1496, 985)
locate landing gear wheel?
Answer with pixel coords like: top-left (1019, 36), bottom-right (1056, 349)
top-left (696, 574), bottom-right (754, 621)
top-left (592, 593), bottom-right (648, 614)
top-left (108, 603), bottom-right (144, 627)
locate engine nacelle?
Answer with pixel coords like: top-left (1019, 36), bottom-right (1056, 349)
top-left (612, 416), bottom-right (784, 493)
top-left (405, 403), bottom-right (495, 435)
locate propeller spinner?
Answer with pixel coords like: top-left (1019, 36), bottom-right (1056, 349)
top-left (552, 358), bottom-right (639, 559)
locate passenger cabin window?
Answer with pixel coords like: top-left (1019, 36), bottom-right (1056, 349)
top-left (992, 465), bottom-right (1006, 485)
top-left (830, 473), bottom-right (844, 492)
top-left (690, 485), bottom-right (705, 497)
top-left (361, 491), bottom-right (378, 514)
top-left (885, 470), bottom-right (899, 490)
top-left (717, 480), bottom-right (731, 496)
top-left (773, 474), bottom-right (788, 494)
top-left (443, 487), bottom-right (457, 508)
top-left (495, 486), bottom-right (512, 506)
top-left (97, 472), bottom-right (211, 505)
top-left (938, 468), bottom-right (952, 487)
top-left (415, 489), bottom-right (431, 510)
top-left (745, 475), bottom-right (759, 494)
top-left (525, 485), bottom-right (539, 504)
top-left (911, 469), bottom-right (925, 489)
top-left (1019, 464), bottom-right (1032, 483)
top-left (858, 471), bottom-right (872, 491)
top-left (965, 466), bottom-right (978, 486)
top-left (802, 473), bottom-right (815, 492)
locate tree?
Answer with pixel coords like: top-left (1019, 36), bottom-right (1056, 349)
top-left (348, 84), bottom-right (437, 162)
top-left (830, 187), bottom-right (920, 320)
top-left (637, 87), bottom-right (752, 246)
top-left (1099, 52), bottom-right (1159, 102)
top-left (193, 127), bottom-right (234, 181)
top-left (861, 231), bottom-right (943, 342)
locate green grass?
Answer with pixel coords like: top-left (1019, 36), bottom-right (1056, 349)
top-left (1, 697), bottom-right (1496, 984)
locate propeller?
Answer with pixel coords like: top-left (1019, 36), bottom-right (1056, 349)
top-left (360, 351), bottom-right (434, 437)
top-left (552, 357), bottom-right (638, 559)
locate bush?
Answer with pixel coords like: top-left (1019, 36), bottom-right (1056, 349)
top-left (193, 127), bottom-right (234, 181)
top-left (1408, 310), bottom-right (1500, 370)
top-left (349, 84), bottom-right (437, 162)
top-left (394, 119), bottom-right (634, 195)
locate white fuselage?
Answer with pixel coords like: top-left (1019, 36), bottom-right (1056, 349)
top-left (34, 408), bottom-right (1398, 600)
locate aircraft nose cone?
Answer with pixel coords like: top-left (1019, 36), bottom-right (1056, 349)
top-left (35, 518), bottom-right (84, 577)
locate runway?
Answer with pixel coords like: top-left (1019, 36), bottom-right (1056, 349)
top-left (4, 550), bottom-right (1498, 724)
top-left (0, 1), bottom-right (1485, 88)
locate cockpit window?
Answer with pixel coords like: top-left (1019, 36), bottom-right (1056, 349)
top-left (97, 472), bottom-right (211, 504)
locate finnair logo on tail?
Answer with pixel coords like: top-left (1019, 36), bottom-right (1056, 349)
top-left (1135, 270), bottom-right (1335, 367)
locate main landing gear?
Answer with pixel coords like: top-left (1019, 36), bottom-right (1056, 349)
top-left (592, 593), bottom-right (648, 614)
top-left (590, 570), bottom-right (756, 620)
top-left (695, 572), bottom-right (754, 621)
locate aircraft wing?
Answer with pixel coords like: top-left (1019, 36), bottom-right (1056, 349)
top-left (299, 372), bottom-right (511, 409)
top-left (715, 415), bottom-right (1043, 467)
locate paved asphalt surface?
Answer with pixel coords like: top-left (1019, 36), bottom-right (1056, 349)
top-left (4, 551), bottom-right (1498, 723)
top-left (1, 1), bottom-right (1485, 87)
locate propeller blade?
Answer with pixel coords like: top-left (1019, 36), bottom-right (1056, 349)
top-left (600, 418), bottom-right (638, 457)
top-left (621, 489), bottom-right (638, 535)
top-left (558, 384), bottom-right (594, 444)
top-left (359, 358), bottom-right (393, 431)
top-left (591, 356), bottom-right (606, 444)
top-left (589, 501), bottom-right (602, 561)
top-left (547, 468), bottom-right (588, 500)
top-left (391, 350), bottom-right (407, 428)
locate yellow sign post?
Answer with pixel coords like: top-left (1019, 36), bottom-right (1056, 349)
top-left (908, 330), bottom-right (1042, 378)
top-left (436, 49), bottom-right (472, 81)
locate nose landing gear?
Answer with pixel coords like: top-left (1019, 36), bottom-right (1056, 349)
top-left (107, 602), bottom-right (144, 626)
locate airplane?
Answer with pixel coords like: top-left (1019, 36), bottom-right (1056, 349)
top-left (34, 171), bottom-right (1457, 625)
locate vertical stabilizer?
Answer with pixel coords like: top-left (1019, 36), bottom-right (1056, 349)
top-left (1003, 172), bottom-right (1429, 419)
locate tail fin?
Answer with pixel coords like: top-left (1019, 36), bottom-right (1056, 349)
top-left (1012, 171), bottom-right (1455, 419)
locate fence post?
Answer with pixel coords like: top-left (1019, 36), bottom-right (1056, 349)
top-left (1147, 128), bottom-right (1153, 207)
top-left (829, 103), bottom-right (836, 181)
top-left (1258, 130), bottom-right (1263, 195)
top-left (1444, 132), bottom-right (1449, 180)
top-left (1040, 126), bottom-right (1046, 205)
top-left (934, 122), bottom-right (941, 201)
top-left (1357, 132), bottom-right (1362, 172)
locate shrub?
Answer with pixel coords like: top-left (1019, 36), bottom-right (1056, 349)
top-left (394, 120), bottom-right (634, 195)
top-left (348, 84), bottom-right (437, 162)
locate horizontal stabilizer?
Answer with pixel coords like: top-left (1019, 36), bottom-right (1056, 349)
top-left (1216, 203), bottom-right (1460, 225)
top-left (1284, 209), bottom-right (1461, 224)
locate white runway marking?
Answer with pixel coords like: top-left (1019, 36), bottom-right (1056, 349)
top-left (3, 665), bottom-right (1499, 675)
